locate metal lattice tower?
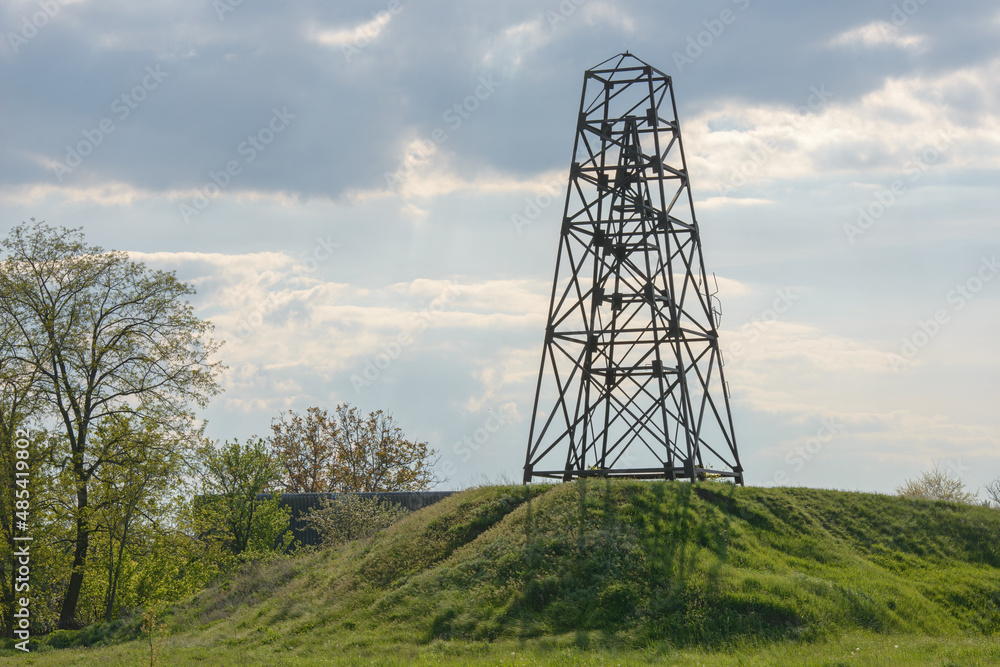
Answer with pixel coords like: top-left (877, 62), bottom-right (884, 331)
top-left (523, 53), bottom-right (744, 484)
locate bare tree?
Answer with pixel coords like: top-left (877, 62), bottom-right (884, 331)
top-left (984, 477), bottom-right (1000, 509)
top-left (270, 404), bottom-right (439, 493)
top-left (270, 407), bottom-right (338, 493)
top-left (330, 405), bottom-right (439, 493)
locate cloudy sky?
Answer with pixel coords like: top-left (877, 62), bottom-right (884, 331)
top-left (3, 0), bottom-right (998, 494)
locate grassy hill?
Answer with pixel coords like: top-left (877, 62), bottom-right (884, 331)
top-left (10, 481), bottom-right (1000, 665)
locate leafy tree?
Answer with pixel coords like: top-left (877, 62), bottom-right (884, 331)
top-left (0, 220), bottom-right (222, 628)
top-left (896, 463), bottom-right (978, 504)
top-left (302, 496), bottom-right (408, 547)
top-left (87, 415), bottom-right (181, 622)
top-left (271, 404), bottom-right (438, 493)
top-left (270, 407), bottom-right (338, 492)
top-left (195, 438), bottom-right (292, 561)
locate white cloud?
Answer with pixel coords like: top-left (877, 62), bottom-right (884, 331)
top-left (481, 2), bottom-right (635, 76)
top-left (399, 202), bottom-right (429, 223)
top-left (347, 137), bottom-right (565, 204)
top-left (685, 59), bottom-right (1000, 193)
top-left (0, 179), bottom-right (312, 211)
top-left (463, 347), bottom-right (539, 413)
top-left (829, 21), bottom-right (927, 51)
top-left (713, 275), bottom-right (752, 299)
top-left (121, 250), bottom-right (999, 482)
top-left (481, 18), bottom-right (551, 74)
top-left (0, 181), bottom-right (158, 207)
top-left (581, 2), bottom-right (636, 34)
top-left (306, 13), bottom-right (393, 49)
top-left (724, 320), bottom-right (899, 414)
top-left (697, 196), bottom-right (772, 210)
top-left (756, 408), bottom-right (999, 481)
top-left (126, 250), bottom-right (549, 394)
top-left (722, 318), bottom-right (1000, 472)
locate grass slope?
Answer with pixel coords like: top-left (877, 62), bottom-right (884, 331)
top-left (10, 481), bottom-right (1000, 664)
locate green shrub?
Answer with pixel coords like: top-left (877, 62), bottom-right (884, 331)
top-left (302, 495), bottom-right (409, 547)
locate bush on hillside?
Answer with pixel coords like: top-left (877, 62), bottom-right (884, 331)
top-left (302, 495), bottom-right (409, 546)
top-left (896, 463), bottom-right (978, 504)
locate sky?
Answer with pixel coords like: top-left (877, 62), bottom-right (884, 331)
top-left (2, 0), bottom-right (998, 495)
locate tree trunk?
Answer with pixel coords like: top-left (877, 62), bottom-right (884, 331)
top-left (104, 523), bottom-right (117, 623)
top-left (241, 496), bottom-right (255, 554)
top-left (58, 486), bottom-right (89, 629)
top-left (106, 510), bottom-right (132, 622)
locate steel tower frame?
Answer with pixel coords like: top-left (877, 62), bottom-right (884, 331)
top-left (523, 53), bottom-right (744, 484)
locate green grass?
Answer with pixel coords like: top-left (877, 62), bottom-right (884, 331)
top-left (5, 632), bottom-right (1000, 665)
top-left (4, 481), bottom-right (1000, 665)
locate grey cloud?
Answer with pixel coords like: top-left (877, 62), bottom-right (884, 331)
top-left (3, 0), bottom-right (998, 199)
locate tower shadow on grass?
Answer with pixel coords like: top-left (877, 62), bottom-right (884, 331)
top-left (517, 478), bottom-right (735, 643)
